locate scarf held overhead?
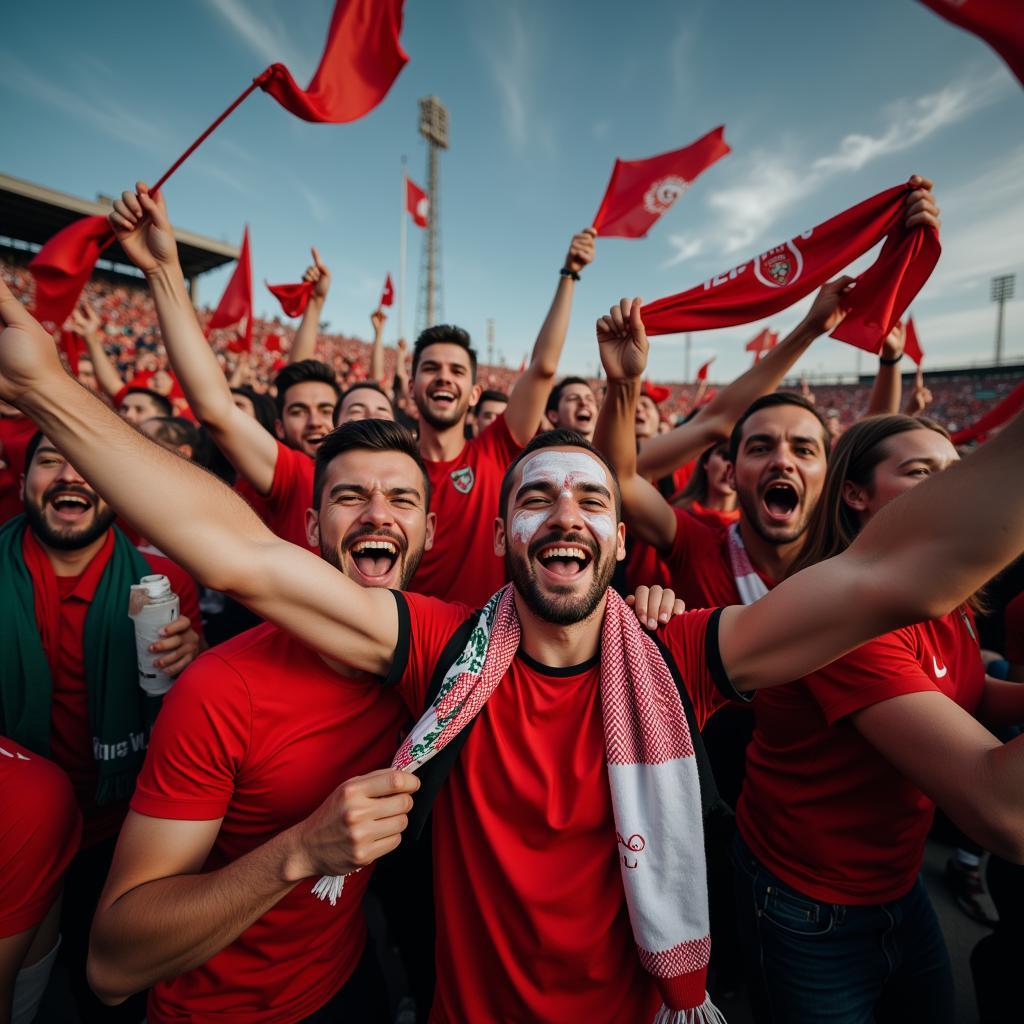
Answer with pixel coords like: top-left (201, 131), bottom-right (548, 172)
top-left (641, 181), bottom-right (940, 353)
top-left (0, 518), bottom-right (159, 803)
top-left (314, 586), bottom-right (722, 1021)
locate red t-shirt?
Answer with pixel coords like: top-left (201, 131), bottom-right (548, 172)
top-left (24, 529), bottom-right (203, 848)
top-left (130, 622), bottom-right (409, 1024)
top-left (738, 609), bottom-right (984, 904)
top-left (0, 413), bottom-right (37, 525)
top-left (234, 440), bottom-right (317, 552)
top-left (624, 536), bottom-right (672, 593)
top-left (683, 503), bottom-right (741, 532)
top-left (392, 592), bottom-right (743, 1024)
top-left (665, 508), bottom-right (774, 610)
top-left (0, 736), bottom-right (82, 937)
top-left (410, 415), bottom-right (521, 607)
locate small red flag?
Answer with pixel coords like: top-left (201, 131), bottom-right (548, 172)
top-left (695, 357), bottom-right (714, 383)
top-left (379, 273), bottom-right (395, 309)
top-left (591, 127), bottom-right (730, 239)
top-left (904, 316), bottom-right (924, 365)
top-left (29, 216), bottom-right (112, 331)
top-left (919, 0), bottom-right (1024, 85)
top-left (59, 330), bottom-right (87, 377)
top-left (642, 181), bottom-right (940, 354)
top-left (208, 227), bottom-right (253, 352)
top-left (258, 0), bottom-right (408, 123)
top-left (641, 381), bottom-right (672, 404)
top-left (406, 178), bottom-right (429, 228)
top-left (266, 280), bottom-right (314, 318)
top-left (264, 333), bottom-right (284, 353)
top-left (744, 328), bottom-right (779, 352)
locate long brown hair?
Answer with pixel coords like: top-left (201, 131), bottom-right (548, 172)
top-left (675, 442), bottom-right (724, 508)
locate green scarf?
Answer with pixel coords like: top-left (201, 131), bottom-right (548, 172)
top-left (0, 515), bottom-right (159, 803)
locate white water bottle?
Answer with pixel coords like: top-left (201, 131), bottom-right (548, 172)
top-left (128, 574), bottom-right (180, 696)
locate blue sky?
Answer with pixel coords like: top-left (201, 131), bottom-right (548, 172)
top-left (3, 0), bottom-right (1022, 381)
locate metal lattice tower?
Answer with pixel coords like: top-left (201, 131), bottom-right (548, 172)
top-left (416, 96), bottom-right (448, 333)
top-left (991, 274), bottom-right (1016, 367)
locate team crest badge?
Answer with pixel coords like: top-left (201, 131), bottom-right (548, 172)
top-left (642, 175), bottom-right (690, 215)
top-left (450, 467), bottom-right (475, 494)
top-left (754, 239), bottom-right (805, 289)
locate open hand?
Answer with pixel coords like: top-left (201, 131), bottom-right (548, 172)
top-left (597, 297), bottom-right (649, 381)
top-left (67, 301), bottom-right (102, 342)
top-left (626, 585), bottom-right (686, 631)
top-left (108, 183), bottom-right (178, 275)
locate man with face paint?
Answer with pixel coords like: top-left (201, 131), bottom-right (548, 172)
top-left (4, 278), bottom-right (1024, 1023)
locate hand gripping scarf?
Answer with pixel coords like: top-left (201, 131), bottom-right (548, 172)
top-left (725, 523), bottom-right (770, 606)
top-left (314, 584), bottom-right (725, 1022)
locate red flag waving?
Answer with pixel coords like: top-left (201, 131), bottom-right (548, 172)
top-left (695, 357), bottom-right (714, 383)
top-left (904, 316), bottom-right (924, 365)
top-left (951, 377), bottom-right (1024, 446)
top-left (258, 0), bottom-right (408, 122)
top-left (745, 328), bottom-right (779, 352)
top-left (208, 227), bottom-right (253, 352)
top-left (592, 127), bottom-right (730, 238)
top-left (266, 280), bottom-right (314, 318)
top-left (379, 273), bottom-right (395, 309)
top-left (919, 0), bottom-right (1024, 85)
top-left (642, 181), bottom-right (941, 353)
top-left (29, 216), bottom-right (112, 330)
top-left (406, 177), bottom-right (429, 228)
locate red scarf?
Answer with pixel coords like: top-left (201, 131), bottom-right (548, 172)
top-left (642, 181), bottom-right (940, 353)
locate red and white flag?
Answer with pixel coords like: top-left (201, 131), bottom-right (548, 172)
top-left (919, 0), bottom-right (1024, 85)
top-left (591, 126), bottom-right (730, 238)
top-left (207, 227), bottom-right (253, 352)
top-left (695, 357), bottom-right (714, 383)
top-left (379, 273), bottom-right (394, 309)
top-left (904, 316), bottom-right (925, 365)
top-left (258, 0), bottom-right (409, 122)
top-left (266, 280), bottom-right (314, 318)
top-left (406, 178), bottom-right (429, 228)
top-left (745, 328), bottom-right (780, 363)
top-left (642, 181), bottom-right (941, 353)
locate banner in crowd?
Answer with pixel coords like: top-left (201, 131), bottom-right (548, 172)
top-left (641, 181), bottom-right (941, 353)
top-left (207, 227), bottom-right (253, 352)
top-left (266, 280), bottom-right (314, 318)
top-left (591, 126), bottom-right (730, 238)
top-left (919, 0), bottom-right (1024, 85)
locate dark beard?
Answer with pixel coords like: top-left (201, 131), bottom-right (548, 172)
top-left (23, 498), bottom-right (116, 551)
top-left (505, 547), bottom-right (614, 626)
top-left (415, 394), bottom-right (468, 432)
top-left (736, 487), bottom-right (810, 546)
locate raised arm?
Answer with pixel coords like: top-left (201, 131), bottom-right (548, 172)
top-left (504, 229), bottom-right (596, 445)
top-left (593, 299), bottom-right (678, 553)
top-left (68, 301), bottom-right (125, 398)
top-left (288, 248), bottom-right (330, 365)
top-left (720, 407), bottom-right (1024, 690)
top-left (109, 184), bottom-right (280, 495)
top-left (393, 336), bottom-right (411, 409)
top-left (369, 309), bottom-right (386, 383)
top-left (0, 277), bottom-right (398, 676)
top-left (636, 278), bottom-right (854, 481)
top-left (865, 321), bottom-right (906, 416)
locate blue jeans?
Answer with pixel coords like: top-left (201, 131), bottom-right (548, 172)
top-left (732, 833), bottom-right (954, 1024)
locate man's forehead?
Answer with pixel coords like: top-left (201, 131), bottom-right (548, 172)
top-left (562, 384), bottom-right (594, 400)
top-left (419, 342), bottom-right (471, 369)
top-left (743, 405), bottom-right (824, 439)
top-left (344, 387), bottom-right (388, 408)
top-left (285, 381), bottom-right (337, 404)
top-left (517, 448), bottom-right (610, 488)
top-left (326, 448), bottom-right (423, 490)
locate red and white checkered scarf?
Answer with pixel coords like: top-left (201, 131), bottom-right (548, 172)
top-left (313, 585), bottom-right (724, 1021)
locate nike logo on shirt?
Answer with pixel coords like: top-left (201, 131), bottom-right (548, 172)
top-left (932, 657), bottom-right (948, 679)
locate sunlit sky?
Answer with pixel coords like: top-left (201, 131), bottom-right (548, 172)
top-left (3, 0), bottom-right (1022, 381)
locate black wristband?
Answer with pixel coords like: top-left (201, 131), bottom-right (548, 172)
top-left (559, 267), bottom-right (581, 281)
top-left (879, 353), bottom-right (903, 365)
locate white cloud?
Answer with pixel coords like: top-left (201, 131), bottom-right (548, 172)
top-left (201, 0), bottom-right (310, 74)
top-left (295, 181), bottom-right (331, 222)
top-left (661, 235), bottom-right (704, 269)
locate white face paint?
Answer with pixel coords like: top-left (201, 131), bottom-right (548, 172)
top-left (510, 450), bottom-right (616, 545)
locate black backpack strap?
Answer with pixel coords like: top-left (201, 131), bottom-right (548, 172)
top-left (407, 608), bottom-right (485, 839)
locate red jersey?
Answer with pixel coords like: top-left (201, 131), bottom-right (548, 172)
top-left (0, 413), bottom-right (36, 525)
top-left (0, 736), bottom-right (82, 938)
top-left (410, 415), bottom-right (521, 607)
top-left (393, 592), bottom-right (743, 1024)
top-left (624, 536), bottom-right (672, 593)
top-left (131, 622), bottom-right (409, 1024)
top-left (234, 440), bottom-right (317, 552)
top-left (23, 529), bottom-right (203, 848)
top-left (665, 508), bottom-right (774, 610)
top-left (683, 502), bottom-right (740, 532)
top-left (738, 610), bottom-right (984, 904)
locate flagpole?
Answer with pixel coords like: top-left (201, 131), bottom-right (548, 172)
top-left (399, 156), bottom-right (407, 343)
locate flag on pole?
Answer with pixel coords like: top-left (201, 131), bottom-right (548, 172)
top-left (695, 357), bottom-right (714, 383)
top-left (258, 0), bottom-right (409, 122)
top-left (207, 227), bottom-right (253, 352)
top-left (904, 316), bottom-right (925, 365)
top-left (642, 181), bottom-right (940, 353)
top-left (266, 280), bottom-right (315, 318)
top-left (919, 0), bottom-right (1024, 85)
top-left (378, 273), bottom-right (394, 310)
top-left (406, 178), bottom-right (429, 228)
top-left (591, 127), bottom-right (730, 238)
top-left (28, 216), bottom-right (113, 331)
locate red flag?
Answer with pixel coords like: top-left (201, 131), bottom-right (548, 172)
top-left (695, 357), bottom-right (714, 383)
top-left (919, 0), bottom-right (1024, 85)
top-left (642, 181), bottom-right (941, 354)
top-left (29, 216), bottom-right (112, 330)
top-left (951, 377), bottom-right (1024, 446)
top-left (208, 227), bottom-right (253, 352)
top-left (59, 330), bottom-right (86, 377)
top-left (379, 273), bottom-right (395, 309)
top-left (264, 333), bottom-right (284, 353)
top-left (904, 316), bottom-right (924, 365)
top-left (744, 328), bottom-right (779, 352)
top-left (258, 0), bottom-right (408, 123)
top-left (266, 280), bottom-right (314, 318)
top-left (406, 177), bottom-right (429, 228)
top-left (591, 127), bottom-right (730, 238)
top-left (641, 381), bottom-right (672, 404)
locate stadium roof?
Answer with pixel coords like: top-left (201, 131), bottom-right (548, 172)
top-left (0, 172), bottom-right (238, 280)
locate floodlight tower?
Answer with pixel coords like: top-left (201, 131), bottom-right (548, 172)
top-left (416, 96), bottom-right (449, 332)
top-left (991, 274), bottom-right (1016, 367)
